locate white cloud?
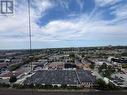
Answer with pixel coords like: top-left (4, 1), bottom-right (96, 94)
top-left (95, 0), bottom-right (121, 7)
top-left (76, 0), bottom-right (84, 11)
top-left (111, 4), bottom-right (127, 19)
top-left (0, 0), bottom-right (127, 49)
top-left (29, 13), bottom-right (127, 42)
top-left (61, 0), bottom-right (69, 9)
top-left (0, 0), bottom-right (53, 42)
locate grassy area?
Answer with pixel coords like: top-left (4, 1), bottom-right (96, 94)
top-left (122, 64), bottom-right (127, 68)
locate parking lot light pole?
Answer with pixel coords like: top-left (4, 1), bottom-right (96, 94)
top-left (28, 0), bottom-right (32, 72)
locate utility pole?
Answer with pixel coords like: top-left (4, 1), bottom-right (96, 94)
top-left (28, 0), bottom-right (32, 72)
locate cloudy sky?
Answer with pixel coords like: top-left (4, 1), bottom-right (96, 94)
top-left (0, 0), bottom-right (127, 49)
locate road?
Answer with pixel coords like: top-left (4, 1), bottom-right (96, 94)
top-left (0, 89), bottom-right (127, 95)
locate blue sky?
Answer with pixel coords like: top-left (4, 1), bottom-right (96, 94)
top-left (0, 0), bottom-right (127, 49)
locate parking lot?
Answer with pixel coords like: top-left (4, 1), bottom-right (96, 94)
top-left (24, 69), bottom-right (96, 86)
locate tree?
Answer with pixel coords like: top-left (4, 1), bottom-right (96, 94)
top-left (9, 76), bottom-right (17, 83)
top-left (9, 64), bottom-right (20, 71)
top-left (96, 79), bottom-right (106, 89)
top-left (99, 63), bottom-right (115, 78)
top-left (69, 53), bottom-right (75, 59)
top-left (90, 63), bottom-right (95, 69)
top-left (96, 79), bottom-right (119, 90)
top-left (98, 63), bottom-right (107, 73)
top-left (101, 63), bottom-right (107, 69)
